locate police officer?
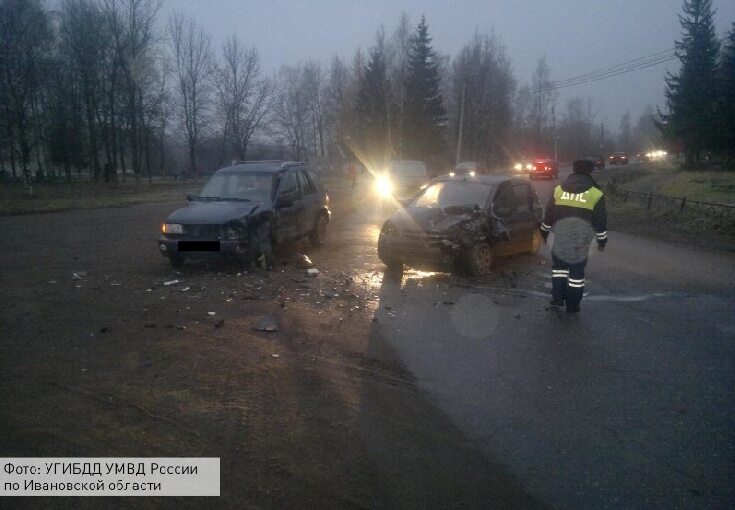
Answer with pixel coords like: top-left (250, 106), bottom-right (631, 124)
top-left (540, 159), bottom-right (607, 313)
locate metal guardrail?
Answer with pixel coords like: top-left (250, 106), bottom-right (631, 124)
top-left (606, 180), bottom-right (735, 219)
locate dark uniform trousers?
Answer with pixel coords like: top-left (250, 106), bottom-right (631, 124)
top-left (551, 253), bottom-right (587, 308)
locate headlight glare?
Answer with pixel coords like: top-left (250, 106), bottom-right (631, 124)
top-left (375, 175), bottom-right (393, 198)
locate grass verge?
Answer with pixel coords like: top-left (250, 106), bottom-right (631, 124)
top-left (0, 180), bottom-right (199, 215)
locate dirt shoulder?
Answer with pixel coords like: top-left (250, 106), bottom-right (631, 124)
top-left (0, 183), bottom-right (544, 508)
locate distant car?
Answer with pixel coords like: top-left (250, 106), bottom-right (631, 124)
top-left (608, 152), bottom-right (629, 165)
top-left (451, 161), bottom-right (482, 177)
top-left (635, 153), bottom-right (649, 162)
top-left (374, 160), bottom-right (429, 201)
top-left (513, 159), bottom-right (534, 174)
top-left (377, 174), bottom-right (543, 275)
top-left (529, 159), bottom-right (559, 180)
top-left (587, 156), bottom-right (605, 169)
top-left (158, 161), bottom-right (330, 268)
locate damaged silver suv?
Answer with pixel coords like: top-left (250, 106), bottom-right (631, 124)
top-left (377, 174), bottom-right (542, 275)
top-left (158, 161), bottom-right (330, 268)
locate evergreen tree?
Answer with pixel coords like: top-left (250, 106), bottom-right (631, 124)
top-left (718, 24), bottom-right (735, 159)
top-left (355, 32), bottom-right (390, 163)
top-left (403, 16), bottom-right (446, 162)
top-left (663, 0), bottom-right (720, 164)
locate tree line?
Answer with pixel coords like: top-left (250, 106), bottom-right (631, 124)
top-left (1, 0), bottom-right (732, 185)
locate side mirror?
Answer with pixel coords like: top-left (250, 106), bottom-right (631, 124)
top-left (277, 191), bottom-right (294, 208)
top-left (186, 194), bottom-right (195, 201)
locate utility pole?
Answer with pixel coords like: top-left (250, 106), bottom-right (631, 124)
top-left (455, 79), bottom-right (467, 166)
top-left (600, 122), bottom-right (604, 151)
top-left (552, 105), bottom-right (558, 162)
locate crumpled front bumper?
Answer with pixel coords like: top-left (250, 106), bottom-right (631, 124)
top-left (378, 232), bottom-right (459, 267)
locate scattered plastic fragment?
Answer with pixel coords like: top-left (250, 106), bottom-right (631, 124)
top-left (214, 319), bottom-right (225, 329)
top-left (163, 279), bottom-right (180, 286)
top-left (253, 315), bottom-right (278, 332)
top-left (181, 286), bottom-right (191, 292)
top-left (306, 268), bottom-right (319, 277)
top-left (296, 254), bottom-right (314, 268)
top-left (207, 312), bottom-right (216, 316)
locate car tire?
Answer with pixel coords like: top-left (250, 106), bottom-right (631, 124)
top-left (378, 237), bottom-right (402, 270)
top-left (169, 256), bottom-right (184, 269)
top-left (466, 242), bottom-right (493, 276)
top-left (529, 230), bottom-right (543, 254)
top-left (309, 213), bottom-right (328, 247)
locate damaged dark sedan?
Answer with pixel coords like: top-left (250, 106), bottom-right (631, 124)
top-left (158, 161), bottom-right (330, 268)
top-left (378, 175), bottom-right (543, 275)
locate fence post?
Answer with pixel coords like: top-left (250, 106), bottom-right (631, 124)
top-left (680, 197), bottom-right (686, 212)
top-left (647, 192), bottom-right (653, 210)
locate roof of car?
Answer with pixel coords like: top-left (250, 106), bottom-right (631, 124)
top-left (215, 161), bottom-right (305, 174)
top-left (435, 174), bottom-right (522, 186)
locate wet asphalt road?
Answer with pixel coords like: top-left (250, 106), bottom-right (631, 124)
top-left (341, 165), bottom-right (735, 509)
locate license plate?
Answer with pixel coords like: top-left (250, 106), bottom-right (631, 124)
top-left (178, 241), bottom-right (220, 252)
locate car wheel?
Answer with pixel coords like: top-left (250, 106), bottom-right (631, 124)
top-left (529, 230), bottom-right (543, 254)
top-left (467, 242), bottom-right (493, 276)
top-left (378, 237), bottom-right (402, 270)
top-left (309, 213), bottom-right (328, 247)
top-left (169, 256), bottom-right (184, 269)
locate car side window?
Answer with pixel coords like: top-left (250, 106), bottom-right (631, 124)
top-left (512, 185), bottom-right (531, 212)
top-left (279, 172), bottom-right (300, 199)
top-left (306, 170), bottom-right (322, 190)
top-left (493, 187), bottom-right (514, 216)
top-left (298, 170), bottom-right (317, 195)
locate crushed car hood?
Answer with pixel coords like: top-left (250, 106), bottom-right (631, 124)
top-left (390, 206), bottom-right (476, 233)
top-left (166, 200), bottom-right (265, 224)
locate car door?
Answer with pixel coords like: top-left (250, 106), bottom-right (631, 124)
top-left (510, 183), bottom-right (538, 253)
top-left (490, 184), bottom-right (519, 256)
top-left (273, 170), bottom-right (304, 244)
top-left (296, 168), bottom-right (320, 236)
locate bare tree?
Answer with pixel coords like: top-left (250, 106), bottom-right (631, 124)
top-left (451, 33), bottom-right (515, 167)
top-left (168, 11), bottom-right (213, 177)
top-left (214, 36), bottom-right (274, 161)
top-left (272, 65), bottom-right (312, 161)
top-left (529, 56), bottom-right (557, 153)
top-left (105, 0), bottom-right (159, 181)
top-left (0, 0), bottom-right (52, 185)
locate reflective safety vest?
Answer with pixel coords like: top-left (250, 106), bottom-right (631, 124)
top-left (553, 185), bottom-right (604, 211)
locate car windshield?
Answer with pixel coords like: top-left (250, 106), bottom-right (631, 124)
top-left (389, 161), bottom-right (427, 178)
top-left (197, 172), bottom-right (273, 201)
top-left (413, 181), bottom-right (491, 209)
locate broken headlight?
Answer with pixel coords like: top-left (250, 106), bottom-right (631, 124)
top-left (221, 222), bottom-right (245, 240)
top-left (380, 221), bottom-right (396, 235)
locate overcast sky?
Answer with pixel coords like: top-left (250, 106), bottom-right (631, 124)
top-left (164, 0), bottom-right (735, 133)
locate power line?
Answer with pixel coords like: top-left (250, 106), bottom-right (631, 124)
top-left (514, 33), bottom-right (727, 97)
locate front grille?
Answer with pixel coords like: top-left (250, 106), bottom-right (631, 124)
top-left (183, 224), bottom-right (221, 240)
